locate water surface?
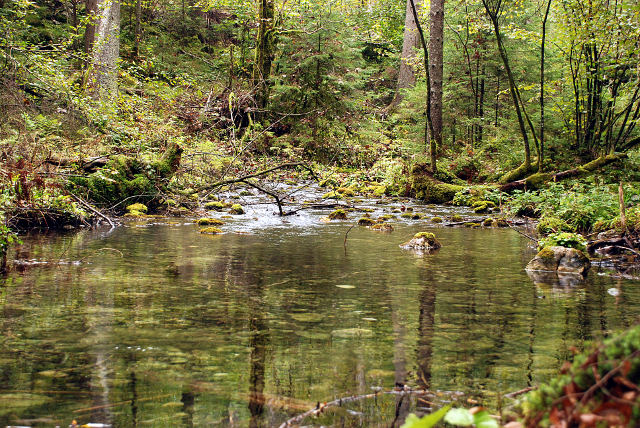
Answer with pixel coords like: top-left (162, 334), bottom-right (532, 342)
top-left (1, 202), bottom-right (639, 427)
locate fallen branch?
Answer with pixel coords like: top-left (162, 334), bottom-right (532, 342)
top-left (198, 162), bottom-right (318, 193)
top-left (278, 387), bottom-right (430, 428)
top-left (69, 192), bottom-right (115, 229)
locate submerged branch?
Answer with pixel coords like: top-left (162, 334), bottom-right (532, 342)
top-left (278, 387), bottom-right (431, 428)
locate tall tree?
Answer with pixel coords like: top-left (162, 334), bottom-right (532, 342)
top-left (408, 0), bottom-right (437, 172)
top-left (85, 0), bottom-right (120, 99)
top-left (253, 0), bottom-right (275, 117)
top-left (429, 0), bottom-right (445, 159)
top-left (393, 0), bottom-right (421, 104)
top-left (482, 0), bottom-right (537, 182)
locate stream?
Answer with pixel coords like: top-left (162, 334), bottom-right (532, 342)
top-left (1, 185), bottom-right (639, 427)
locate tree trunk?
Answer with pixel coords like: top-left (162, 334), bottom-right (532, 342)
top-left (134, 0), bottom-right (141, 58)
top-left (395, 0), bottom-right (421, 98)
top-left (86, 0), bottom-right (120, 99)
top-left (482, 0), bottom-right (533, 181)
top-left (539, 0), bottom-right (551, 172)
top-left (407, 0), bottom-right (437, 172)
top-left (84, 0), bottom-right (98, 58)
top-left (253, 0), bottom-right (275, 118)
top-left (429, 0), bottom-right (445, 155)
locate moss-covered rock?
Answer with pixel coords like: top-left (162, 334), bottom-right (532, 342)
top-left (328, 209), bottom-right (347, 220)
top-left (526, 246), bottom-right (590, 275)
top-left (357, 217), bottom-right (376, 226)
top-left (379, 214), bottom-right (395, 221)
top-left (464, 222), bottom-right (481, 228)
top-left (196, 218), bottom-right (224, 226)
top-left (411, 163), bottom-right (464, 203)
top-left (472, 200), bottom-right (496, 213)
top-left (127, 203), bottom-right (148, 214)
top-left (200, 227), bottom-right (223, 234)
top-left (495, 218), bottom-right (509, 227)
top-left (482, 217), bottom-right (494, 227)
top-left (450, 214), bottom-right (463, 222)
top-left (229, 204), bottom-right (244, 215)
top-left (400, 232), bottom-right (441, 252)
top-left (204, 201), bottom-right (225, 210)
top-left (69, 144), bottom-right (182, 210)
top-left (431, 216), bottom-right (443, 223)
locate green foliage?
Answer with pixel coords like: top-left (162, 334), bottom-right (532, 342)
top-left (536, 216), bottom-right (575, 235)
top-left (506, 181), bottom-right (640, 232)
top-left (538, 232), bottom-right (587, 252)
top-left (444, 408), bottom-right (499, 428)
top-left (401, 405), bottom-right (451, 428)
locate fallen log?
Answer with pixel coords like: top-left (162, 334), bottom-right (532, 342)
top-left (499, 153), bottom-right (628, 193)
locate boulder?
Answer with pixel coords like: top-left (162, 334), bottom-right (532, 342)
top-left (400, 232), bottom-right (441, 252)
top-left (526, 246), bottom-right (590, 275)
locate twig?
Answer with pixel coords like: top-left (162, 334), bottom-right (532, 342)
top-left (344, 224), bottom-right (356, 249)
top-left (504, 386), bottom-right (537, 399)
top-left (69, 192), bottom-right (115, 229)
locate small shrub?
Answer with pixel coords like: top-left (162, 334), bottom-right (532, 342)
top-left (538, 232), bottom-right (587, 252)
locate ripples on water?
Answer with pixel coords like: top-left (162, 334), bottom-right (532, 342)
top-left (1, 190), bottom-right (639, 427)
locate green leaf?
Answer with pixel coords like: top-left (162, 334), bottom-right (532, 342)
top-left (474, 410), bottom-right (499, 428)
top-left (444, 408), bottom-right (474, 426)
top-left (400, 405), bottom-right (452, 428)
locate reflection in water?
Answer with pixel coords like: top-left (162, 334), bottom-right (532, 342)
top-left (0, 223), bottom-right (639, 426)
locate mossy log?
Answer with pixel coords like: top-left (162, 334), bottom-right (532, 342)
top-left (411, 163), bottom-right (464, 203)
top-left (498, 162), bottom-right (537, 184)
top-left (499, 153), bottom-right (627, 193)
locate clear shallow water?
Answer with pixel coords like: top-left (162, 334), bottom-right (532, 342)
top-left (1, 202), bottom-right (640, 427)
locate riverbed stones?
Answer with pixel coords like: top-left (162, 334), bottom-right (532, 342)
top-left (526, 246), bottom-right (590, 275)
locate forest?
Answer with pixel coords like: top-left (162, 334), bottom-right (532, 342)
top-left (1, 0), bottom-right (640, 426)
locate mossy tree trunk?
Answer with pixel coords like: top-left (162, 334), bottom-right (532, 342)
top-left (253, 0), bottom-right (275, 120)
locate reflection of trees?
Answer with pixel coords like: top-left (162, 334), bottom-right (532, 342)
top-left (248, 291), bottom-right (268, 428)
top-left (416, 268), bottom-right (435, 390)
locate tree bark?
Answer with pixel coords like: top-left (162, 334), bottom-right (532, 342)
top-left (407, 0), bottom-right (437, 172)
top-left (253, 0), bottom-right (275, 117)
top-left (539, 0), bottom-right (552, 172)
top-left (84, 0), bottom-right (98, 58)
top-left (429, 0), bottom-right (445, 155)
top-left (134, 0), bottom-right (141, 58)
top-left (395, 0), bottom-right (421, 96)
top-left (86, 0), bottom-right (120, 99)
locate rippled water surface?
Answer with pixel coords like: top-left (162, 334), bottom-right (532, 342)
top-left (1, 194), bottom-right (639, 427)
